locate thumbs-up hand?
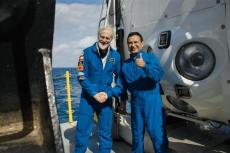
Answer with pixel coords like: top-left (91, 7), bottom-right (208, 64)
top-left (135, 53), bottom-right (145, 68)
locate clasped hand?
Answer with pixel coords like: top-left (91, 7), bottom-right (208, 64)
top-left (93, 92), bottom-right (108, 103)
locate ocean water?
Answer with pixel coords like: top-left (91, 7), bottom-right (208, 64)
top-left (52, 67), bottom-right (81, 123)
top-left (52, 67), bottom-right (131, 123)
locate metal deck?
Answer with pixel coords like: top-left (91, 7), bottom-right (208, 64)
top-left (60, 122), bottom-right (131, 153)
top-left (60, 118), bottom-right (230, 153)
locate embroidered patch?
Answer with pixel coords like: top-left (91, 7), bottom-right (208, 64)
top-left (108, 58), bottom-right (115, 64)
top-left (77, 72), bottom-right (85, 81)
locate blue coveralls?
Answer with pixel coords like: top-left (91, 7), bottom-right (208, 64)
top-left (122, 51), bottom-right (168, 153)
top-left (74, 43), bottom-right (122, 153)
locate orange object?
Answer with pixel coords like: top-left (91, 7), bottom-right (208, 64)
top-left (78, 65), bottom-right (84, 71)
top-left (77, 55), bottom-right (84, 71)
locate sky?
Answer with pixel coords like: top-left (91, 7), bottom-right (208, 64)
top-left (53, 0), bottom-right (103, 67)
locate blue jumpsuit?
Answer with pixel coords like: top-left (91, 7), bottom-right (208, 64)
top-left (74, 43), bottom-right (122, 153)
top-left (122, 51), bottom-right (168, 153)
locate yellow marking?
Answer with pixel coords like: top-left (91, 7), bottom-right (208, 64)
top-left (65, 71), bottom-right (74, 127)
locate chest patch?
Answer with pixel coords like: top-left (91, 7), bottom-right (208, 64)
top-left (108, 57), bottom-right (115, 64)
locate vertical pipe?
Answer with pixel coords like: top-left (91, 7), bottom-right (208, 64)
top-left (65, 71), bottom-right (74, 127)
top-left (105, 0), bottom-right (112, 26)
top-left (111, 0), bottom-right (117, 48)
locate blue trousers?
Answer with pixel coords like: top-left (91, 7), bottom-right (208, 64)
top-left (131, 92), bottom-right (168, 153)
top-left (74, 97), bottom-right (113, 153)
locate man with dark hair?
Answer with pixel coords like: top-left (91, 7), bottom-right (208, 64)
top-left (74, 26), bottom-right (122, 153)
top-left (121, 32), bottom-right (168, 153)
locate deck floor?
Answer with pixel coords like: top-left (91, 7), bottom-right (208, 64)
top-left (167, 119), bottom-right (230, 153)
top-left (61, 118), bottom-right (230, 153)
top-left (60, 122), bottom-right (131, 153)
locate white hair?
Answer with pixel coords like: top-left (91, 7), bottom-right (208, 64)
top-left (98, 25), bottom-right (114, 38)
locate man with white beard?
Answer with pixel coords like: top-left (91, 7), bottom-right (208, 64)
top-left (74, 26), bottom-right (122, 153)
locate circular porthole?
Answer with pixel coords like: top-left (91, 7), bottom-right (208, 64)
top-left (175, 42), bottom-right (215, 81)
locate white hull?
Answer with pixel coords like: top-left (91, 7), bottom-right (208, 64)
top-left (100, 0), bottom-right (230, 125)
top-left (115, 113), bottom-right (155, 153)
